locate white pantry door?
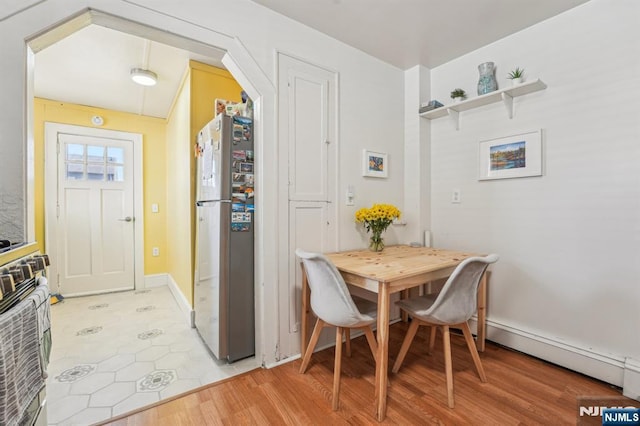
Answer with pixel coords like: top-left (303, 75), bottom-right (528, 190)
top-left (54, 133), bottom-right (135, 296)
top-left (277, 53), bottom-right (338, 358)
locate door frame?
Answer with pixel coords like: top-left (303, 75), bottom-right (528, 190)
top-left (44, 122), bottom-right (144, 295)
top-left (11, 6), bottom-right (280, 367)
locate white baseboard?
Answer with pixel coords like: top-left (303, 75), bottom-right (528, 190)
top-left (266, 325), bottom-right (384, 369)
top-left (470, 317), bottom-right (626, 388)
top-left (265, 336), bottom-right (341, 369)
top-left (165, 274), bottom-right (194, 328)
top-left (266, 353), bottom-right (300, 369)
top-left (623, 358), bottom-right (640, 401)
top-left (143, 273), bottom-right (168, 288)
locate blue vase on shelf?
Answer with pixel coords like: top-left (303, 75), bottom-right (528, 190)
top-left (477, 62), bottom-right (498, 95)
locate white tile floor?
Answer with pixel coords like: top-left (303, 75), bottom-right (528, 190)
top-left (46, 286), bottom-right (258, 425)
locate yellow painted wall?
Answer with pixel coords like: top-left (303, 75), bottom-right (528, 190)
top-left (165, 71), bottom-right (193, 303)
top-left (164, 61), bottom-right (242, 306)
top-left (189, 61), bottom-right (243, 138)
top-left (32, 99), bottom-right (168, 275)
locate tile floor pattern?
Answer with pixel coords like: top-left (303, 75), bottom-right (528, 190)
top-left (46, 286), bottom-right (258, 425)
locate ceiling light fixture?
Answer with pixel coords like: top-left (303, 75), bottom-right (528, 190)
top-left (130, 68), bottom-right (157, 86)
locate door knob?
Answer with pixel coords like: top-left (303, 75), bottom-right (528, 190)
top-left (118, 216), bottom-right (133, 222)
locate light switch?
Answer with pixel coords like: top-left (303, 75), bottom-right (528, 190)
top-left (346, 185), bottom-right (355, 206)
top-left (151, 203), bottom-right (159, 213)
top-left (451, 189), bottom-right (461, 204)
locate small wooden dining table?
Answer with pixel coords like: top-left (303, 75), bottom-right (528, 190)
top-left (300, 245), bottom-right (488, 422)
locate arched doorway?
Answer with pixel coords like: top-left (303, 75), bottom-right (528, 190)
top-left (23, 6), bottom-right (278, 364)
top-left (6, 5), bottom-right (279, 424)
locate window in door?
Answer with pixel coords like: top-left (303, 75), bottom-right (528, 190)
top-left (65, 143), bottom-right (125, 182)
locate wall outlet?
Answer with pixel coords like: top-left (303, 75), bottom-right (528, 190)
top-left (152, 247), bottom-right (160, 257)
top-left (151, 203), bottom-right (159, 213)
top-left (451, 189), bottom-right (461, 203)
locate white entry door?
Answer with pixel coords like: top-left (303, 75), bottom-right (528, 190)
top-left (277, 53), bottom-right (338, 358)
top-left (48, 129), bottom-right (138, 296)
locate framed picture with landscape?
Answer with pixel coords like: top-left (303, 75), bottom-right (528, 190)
top-left (478, 130), bottom-right (542, 180)
top-left (362, 149), bottom-right (388, 178)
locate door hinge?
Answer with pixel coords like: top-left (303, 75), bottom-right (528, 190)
top-left (57, 140), bottom-right (60, 154)
top-left (56, 204), bottom-right (60, 218)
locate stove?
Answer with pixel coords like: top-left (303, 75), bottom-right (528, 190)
top-left (0, 254), bottom-right (49, 311)
top-left (0, 253), bottom-right (50, 426)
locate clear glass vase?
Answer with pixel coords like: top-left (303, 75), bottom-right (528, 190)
top-left (369, 232), bottom-right (384, 252)
top-left (477, 62), bottom-right (498, 95)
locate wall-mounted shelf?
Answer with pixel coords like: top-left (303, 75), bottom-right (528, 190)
top-left (420, 78), bottom-right (547, 130)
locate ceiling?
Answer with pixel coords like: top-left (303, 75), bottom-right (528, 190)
top-left (250, 0), bottom-right (590, 69)
top-left (33, 0), bottom-right (590, 119)
top-left (34, 24), bottom-right (225, 119)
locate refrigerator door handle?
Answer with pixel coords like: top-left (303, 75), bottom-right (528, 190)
top-left (196, 199), bottom-right (232, 206)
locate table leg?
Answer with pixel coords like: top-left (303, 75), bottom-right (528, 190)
top-left (300, 265), bottom-right (310, 359)
top-left (374, 283), bottom-right (390, 421)
top-left (476, 272), bottom-right (487, 352)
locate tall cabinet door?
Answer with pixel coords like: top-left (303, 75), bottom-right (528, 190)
top-left (277, 53), bottom-right (338, 358)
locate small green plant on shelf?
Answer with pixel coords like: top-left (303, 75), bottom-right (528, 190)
top-left (450, 88), bottom-right (466, 100)
top-left (507, 67), bottom-right (524, 80)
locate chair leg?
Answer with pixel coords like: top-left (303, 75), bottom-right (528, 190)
top-left (460, 322), bottom-right (487, 382)
top-left (332, 327), bottom-right (343, 411)
top-left (400, 289), bottom-right (409, 322)
top-left (442, 325), bottom-right (455, 408)
top-left (363, 326), bottom-right (378, 362)
top-left (428, 325), bottom-right (437, 353)
top-left (392, 318), bottom-right (420, 373)
top-left (345, 328), bottom-right (351, 357)
top-left (299, 318), bottom-right (325, 374)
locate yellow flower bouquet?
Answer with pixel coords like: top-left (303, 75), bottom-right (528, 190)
top-left (355, 203), bottom-right (401, 252)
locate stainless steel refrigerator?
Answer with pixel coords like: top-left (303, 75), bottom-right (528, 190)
top-left (194, 113), bottom-right (255, 363)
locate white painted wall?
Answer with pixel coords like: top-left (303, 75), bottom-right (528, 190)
top-left (428, 0), bottom-right (640, 384)
top-left (403, 65), bottom-right (431, 246)
top-left (0, 0), bottom-right (406, 365)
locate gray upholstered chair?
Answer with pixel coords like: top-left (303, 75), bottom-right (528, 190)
top-left (392, 254), bottom-right (499, 408)
top-left (296, 248), bottom-right (378, 411)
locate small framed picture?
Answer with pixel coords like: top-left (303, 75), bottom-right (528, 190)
top-left (478, 130), bottom-right (542, 180)
top-left (362, 149), bottom-right (388, 178)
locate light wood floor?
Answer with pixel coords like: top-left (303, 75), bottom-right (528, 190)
top-left (102, 322), bottom-right (628, 425)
